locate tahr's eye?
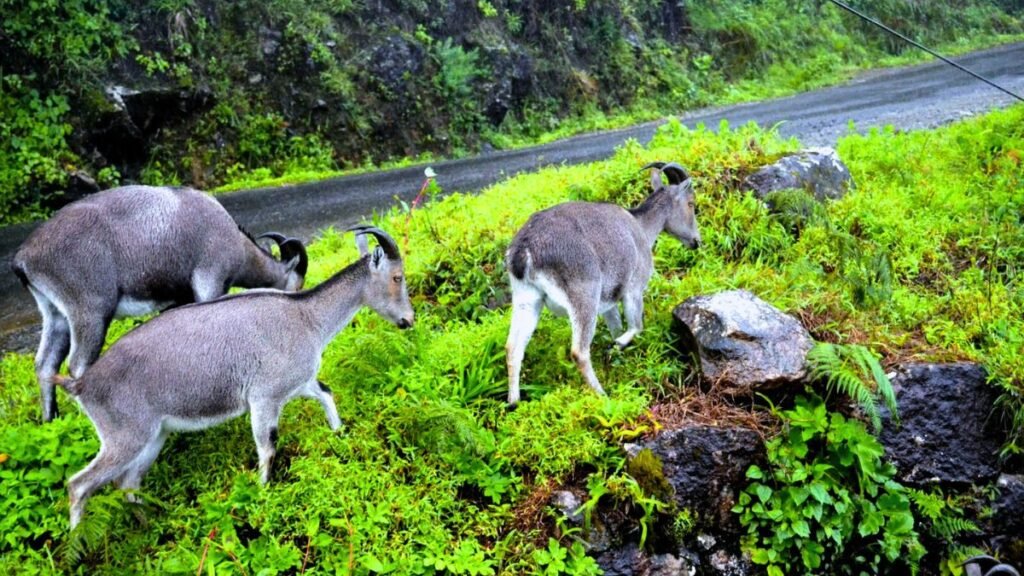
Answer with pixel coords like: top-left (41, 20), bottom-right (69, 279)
top-left (393, 275), bottom-right (402, 284)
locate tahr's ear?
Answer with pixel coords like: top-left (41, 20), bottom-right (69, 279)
top-left (370, 246), bottom-right (385, 270)
top-left (650, 169), bottom-right (664, 191)
top-left (673, 178), bottom-right (694, 198)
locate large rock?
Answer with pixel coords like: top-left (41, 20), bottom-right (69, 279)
top-left (367, 36), bottom-right (427, 104)
top-left (989, 474), bottom-right (1024, 567)
top-left (742, 148), bottom-right (853, 201)
top-left (630, 425), bottom-right (765, 533)
top-left (572, 424), bottom-right (762, 575)
top-left (879, 363), bottom-right (1004, 486)
top-left (480, 46), bottom-right (533, 126)
top-left (992, 474), bottom-right (1024, 535)
top-left (90, 85), bottom-right (213, 169)
top-left (672, 290), bottom-right (813, 394)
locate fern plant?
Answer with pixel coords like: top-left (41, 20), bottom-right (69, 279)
top-left (806, 342), bottom-right (898, 432)
top-left (59, 491), bottom-right (129, 566)
top-left (908, 488), bottom-right (983, 575)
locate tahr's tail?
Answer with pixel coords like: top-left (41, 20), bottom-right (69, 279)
top-left (53, 375), bottom-right (84, 397)
top-left (11, 260), bottom-right (29, 288)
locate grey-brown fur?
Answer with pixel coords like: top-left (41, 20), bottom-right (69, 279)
top-left (11, 185), bottom-right (308, 422)
top-left (504, 163), bottom-right (700, 405)
top-left (58, 226), bottom-right (413, 529)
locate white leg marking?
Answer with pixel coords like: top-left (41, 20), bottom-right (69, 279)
top-left (506, 280), bottom-right (544, 405)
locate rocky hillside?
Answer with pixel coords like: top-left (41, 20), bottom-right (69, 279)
top-left (2, 0), bottom-right (1022, 220)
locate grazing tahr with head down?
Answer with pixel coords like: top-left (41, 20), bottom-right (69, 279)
top-left (58, 225), bottom-right (413, 529)
top-left (504, 162), bottom-right (700, 405)
top-left (11, 185), bottom-right (308, 422)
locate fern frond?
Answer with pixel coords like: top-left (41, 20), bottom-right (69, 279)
top-left (908, 488), bottom-right (946, 520)
top-left (58, 490), bottom-right (125, 566)
top-left (806, 342), bottom-right (898, 432)
top-left (932, 516), bottom-right (980, 540)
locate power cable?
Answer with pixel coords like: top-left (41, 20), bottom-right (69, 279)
top-left (826, 0), bottom-right (1024, 103)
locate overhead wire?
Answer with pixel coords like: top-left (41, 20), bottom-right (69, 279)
top-left (826, 0), bottom-right (1024, 103)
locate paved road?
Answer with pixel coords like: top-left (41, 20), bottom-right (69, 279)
top-left (2, 42), bottom-right (1023, 353)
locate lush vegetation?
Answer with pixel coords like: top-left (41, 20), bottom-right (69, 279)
top-left (1, 103), bottom-right (1022, 573)
top-left (2, 0), bottom-right (1023, 222)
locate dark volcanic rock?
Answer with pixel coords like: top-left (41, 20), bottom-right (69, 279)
top-left (368, 36), bottom-right (427, 102)
top-left (52, 170), bottom-right (100, 209)
top-left (119, 86), bottom-right (214, 136)
top-left (631, 425), bottom-right (765, 533)
top-left (574, 424), bottom-right (762, 575)
top-left (91, 85), bottom-right (213, 170)
top-left (989, 474), bottom-right (1024, 567)
top-left (992, 474), bottom-right (1024, 536)
top-left (879, 363), bottom-right (1004, 486)
top-left (481, 47), bottom-right (533, 126)
top-left (672, 290), bottom-right (812, 394)
top-left (648, 552), bottom-right (697, 576)
top-left (595, 545), bottom-right (702, 576)
top-left (258, 25), bottom-right (282, 57)
top-left (596, 542), bottom-right (645, 576)
top-left (742, 147), bottom-right (853, 201)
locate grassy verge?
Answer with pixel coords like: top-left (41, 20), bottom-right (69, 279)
top-left (1, 104), bottom-right (1021, 574)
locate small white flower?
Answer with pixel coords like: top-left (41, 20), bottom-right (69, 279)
top-left (424, 167), bottom-right (437, 178)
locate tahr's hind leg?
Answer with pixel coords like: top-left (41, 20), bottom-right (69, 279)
top-left (613, 290), bottom-right (645, 350)
top-left (115, 429), bottom-right (168, 499)
top-left (249, 401), bottom-right (284, 484)
top-left (69, 431), bottom-right (152, 529)
top-left (67, 308), bottom-right (114, 379)
top-left (601, 306), bottom-right (623, 339)
top-left (506, 284), bottom-right (543, 406)
top-left (28, 286), bottom-right (71, 422)
top-left (567, 287), bottom-right (604, 396)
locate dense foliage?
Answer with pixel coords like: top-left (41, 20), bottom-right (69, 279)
top-left (735, 392), bottom-right (924, 575)
top-left (2, 0), bottom-right (1023, 222)
top-left (1, 104), bottom-right (1022, 573)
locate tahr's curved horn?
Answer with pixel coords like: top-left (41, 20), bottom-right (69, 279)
top-left (280, 238), bottom-right (308, 276)
top-left (256, 232), bottom-right (288, 246)
top-left (347, 225), bottom-right (401, 261)
top-left (257, 232), bottom-right (308, 275)
top-left (640, 161), bottom-right (689, 185)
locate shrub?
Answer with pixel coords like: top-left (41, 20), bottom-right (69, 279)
top-left (734, 392), bottom-right (925, 575)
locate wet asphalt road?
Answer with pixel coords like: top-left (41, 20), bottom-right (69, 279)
top-left (2, 42), bottom-right (1023, 353)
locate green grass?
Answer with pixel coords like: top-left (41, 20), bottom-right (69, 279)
top-left (1, 104), bottom-right (1022, 574)
top-left (210, 152), bottom-right (440, 194)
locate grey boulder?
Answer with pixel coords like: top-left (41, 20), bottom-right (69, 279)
top-left (672, 290), bottom-right (813, 393)
top-left (743, 147), bottom-right (853, 201)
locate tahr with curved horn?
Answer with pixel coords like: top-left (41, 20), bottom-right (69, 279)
top-left (56, 225), bottom-right (412, 529)
top-left (504, 161), bottom-right (700, 405)
top-left (12, 185), bottom-right (309, 422)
